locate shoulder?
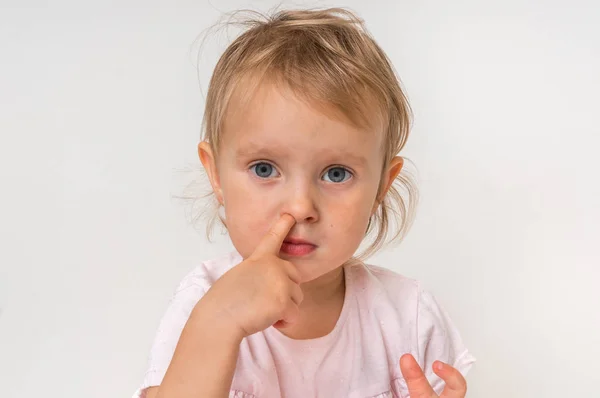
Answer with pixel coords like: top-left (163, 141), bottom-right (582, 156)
top-left (348, 260), bottom-right (422, 311)
top-left (349, 261), bottom-right (455, 316)
top-left (358, 262), bottom-right (418, 290)
top-left (135, 251), bottom-right (243, 392)
top-left (349, 260), bottom-right (465, 337)
top-left (155, 250), bottom-right (243, 332)
top-left (176, 251), bottom-right (243, 292)
top-left (155, 251), bottom-right (243, 324)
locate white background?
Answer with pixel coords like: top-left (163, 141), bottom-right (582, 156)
top-left (1, 0), bottom-right (599, 397)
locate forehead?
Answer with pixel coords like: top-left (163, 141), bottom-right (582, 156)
top-left (221, 82), bottom-right (385, 161)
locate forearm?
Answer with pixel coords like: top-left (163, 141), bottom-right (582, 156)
top-left (156, 302), bottom-right (244, 398)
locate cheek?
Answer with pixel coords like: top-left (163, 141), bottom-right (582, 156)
top-left (326, 194), bottom-right (373, 240)
top-left (220, 179), bottom-right (277, 257)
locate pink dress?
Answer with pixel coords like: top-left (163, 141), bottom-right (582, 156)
top-left (133, 251), bottom-right (475, 398)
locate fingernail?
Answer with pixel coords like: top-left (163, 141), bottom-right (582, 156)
top-left (434, 361), bottom-right (444, 371)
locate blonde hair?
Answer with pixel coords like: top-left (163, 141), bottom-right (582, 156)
top-left (191, 7), bottom-right (418, 259)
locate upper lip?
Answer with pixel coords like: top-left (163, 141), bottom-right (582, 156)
top-left (284, 237), bottom-right (316, 246)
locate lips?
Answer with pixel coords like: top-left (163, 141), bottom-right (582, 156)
top-left (281, 237), bottom-right (317, 256)
top-left (283, 237), bottom-right (314, 245)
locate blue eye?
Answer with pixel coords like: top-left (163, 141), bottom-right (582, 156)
top-left (251, 162), bottom-right (279, 178)
top-left (323, 167), bottom-right (352, 183)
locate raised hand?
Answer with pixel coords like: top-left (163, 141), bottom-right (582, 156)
top-left (198, 213), bottom-right (304, 338)
top-left (399, 353), bottom-right (467, 398)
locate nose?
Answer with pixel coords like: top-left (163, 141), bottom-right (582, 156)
top-left (282, 183), bottom-right (319, 224)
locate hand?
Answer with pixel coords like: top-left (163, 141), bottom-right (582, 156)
top-left (197, 213), bottom-right (304, 339)
top-left (399, 354), bottom-right (467, 398)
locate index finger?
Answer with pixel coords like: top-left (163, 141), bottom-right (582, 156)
top-left (252, 213), bottom-right (296, 257)
top-left (399, 354), bottom-right (436, 398)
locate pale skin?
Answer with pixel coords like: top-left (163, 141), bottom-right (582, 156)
top-left (145, 83), bottom-right (467, 397)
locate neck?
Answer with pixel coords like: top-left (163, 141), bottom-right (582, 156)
top-left (299, 265), bottom-right (345, 307)
top-left (279, 265), bottom-right (346, 340)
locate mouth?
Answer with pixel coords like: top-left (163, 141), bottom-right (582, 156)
top-left (281, 237), bottom-right (317, 256)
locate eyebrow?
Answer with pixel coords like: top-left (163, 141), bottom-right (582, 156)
top-left (235, 143), bottom-right (285, 160)
top-left (235, 142), bottom-right (368, 166)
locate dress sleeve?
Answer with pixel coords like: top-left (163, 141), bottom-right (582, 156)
top-left (415, 287), bottom-right (476, 394)
top-left (392, 287), bottom-right (475, 397)
top-left (133, 264), bottom-right (211, 396)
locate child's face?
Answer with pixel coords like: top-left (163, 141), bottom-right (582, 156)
top-left (199, 83), bottom-right (402, 284)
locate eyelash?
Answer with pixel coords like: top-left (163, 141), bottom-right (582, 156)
top-left (249, 162), bottom-right (354, 183)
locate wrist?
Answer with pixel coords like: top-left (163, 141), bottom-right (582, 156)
top-left (191, 299), bottom-right (246, 343)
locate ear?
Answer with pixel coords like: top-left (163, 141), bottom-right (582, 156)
top-left (197, 141), bottom-right (224, 205)
top-left (372, 156), bottom-right (404, 214)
